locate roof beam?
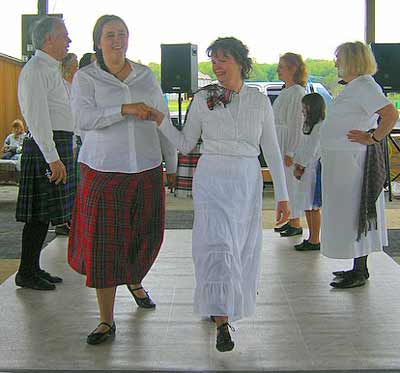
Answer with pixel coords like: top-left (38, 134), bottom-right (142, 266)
top-left (365, 0), bottom-right (375, 44)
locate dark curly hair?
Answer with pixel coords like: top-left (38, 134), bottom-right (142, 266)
top-left (206, 37), bottom-right (252, 80)
top-left (92, 15), bottom-right (129, 73)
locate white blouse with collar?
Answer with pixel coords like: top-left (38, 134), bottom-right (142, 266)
top-left (71, 61), bottom-right (177, 174)
top-left (158, 85), bottom-right (288, 202)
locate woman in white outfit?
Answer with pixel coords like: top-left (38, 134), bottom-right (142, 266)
top-left (321, 41), bottom-right (398, 288)
top-left (293, 93), bottom-right (326, 251)
top-left (272, 53), bottom-right (307, 237)
top-left (149, 37), bottom-right (290, 352)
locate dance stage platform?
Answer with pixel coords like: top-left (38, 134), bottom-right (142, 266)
top-left (1, 230), bottom-right (400, 372)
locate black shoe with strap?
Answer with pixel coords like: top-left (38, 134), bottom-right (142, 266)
top-left (127, 285), bottom-right (156, 309)
top-left (37, 269), bottom-right (63, 283)
top-left (330, 272), bottom-right (367, 289)
top-left (295, 240), bottom-right (320, 251)
top-left (280, 226), bottom-right (303, 237)
top-left (15, 272), bottom-right (56, 291)
top-left (87, 321), bottom-right (116, 345)
top-left (216, 323), bottom-right (235, 352)
top-left (274, 222), bottom-right (290, 233)
top-left (332, 269), bottom-right (370, 280)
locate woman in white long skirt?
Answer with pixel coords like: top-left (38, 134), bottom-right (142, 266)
top-left (149, 37), bottom-right (289, 352)
top-left (320, 41), bottom-right (398, 288)
top-left (272, 53), bottom-right (307, 237)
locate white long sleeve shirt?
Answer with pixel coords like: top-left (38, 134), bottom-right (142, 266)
top-left (18, 50), bottom-right (73, 163)
top-left (159, 85), bottom-right (289, 202)
top-left (294, 121), bottom-right (323, 168)
top-left (71, 61), bottom-right (177, 174)
top-left (272, 84), bottom-right (305, 157)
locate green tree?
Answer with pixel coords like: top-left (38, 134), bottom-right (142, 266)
top-left (148, 62), bottom-right (161, 82)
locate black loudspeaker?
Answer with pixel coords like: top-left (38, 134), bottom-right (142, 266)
top-left (21, 14), bottom-right (63, 62)
top-left (161, 44), bottom-right (198, 93)
top-left (371, 43), bottom-right (400, 92)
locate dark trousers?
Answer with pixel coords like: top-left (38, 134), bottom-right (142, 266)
top-left (18, 221), bottom-right (50, 277)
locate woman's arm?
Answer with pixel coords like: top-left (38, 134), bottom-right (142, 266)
top-left (347, 103), bottom-right (398, 144)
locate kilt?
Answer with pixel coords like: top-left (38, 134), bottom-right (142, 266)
top-left (16, 131), bottom-right (75, 226)
top-left (68, 163), bottom-right (165, 288)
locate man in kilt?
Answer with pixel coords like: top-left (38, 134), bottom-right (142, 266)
top-left (15, 16), bottom-right (75, 290)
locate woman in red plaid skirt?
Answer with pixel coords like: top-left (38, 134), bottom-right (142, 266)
top-left (67, 15), bottom-right (177, 345)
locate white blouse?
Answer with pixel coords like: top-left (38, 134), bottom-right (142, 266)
top-left (321, 75), bottom-right (391, 151)
top-left (294, 121), bottom-right (323, 167)
top-left (71, 61), bottom-right (177, 174)
top-left (159, 85), bottom-right (289, 202)
top-left (272, 84), bottom-right (305, 157)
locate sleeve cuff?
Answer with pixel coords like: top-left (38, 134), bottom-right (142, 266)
top-left (105, 106), bottom-right (124, 121)
top-left (43, 148), bottom-right (60, 164)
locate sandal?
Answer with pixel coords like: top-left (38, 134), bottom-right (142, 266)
top-left (126, 285), bottom-right (156, 309)
top-left (87, 321), bottom-right (116, 345)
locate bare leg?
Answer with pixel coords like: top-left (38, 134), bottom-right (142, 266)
top-left (309, 209), bottom-right (321, 244)
top-left (214, 315), bottom-right (229, 328)
top-left (94, 287), bottom-right (116, 333)
top-left (305, 210), bottom-right (312, 240)
top-left (289, 217), bottom-right (301, 229)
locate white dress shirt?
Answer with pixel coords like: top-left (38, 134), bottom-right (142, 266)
top-left (159, 84), bottom-right (288, 202)
top-left (18, 50), bottom-right (74, 163)
top-left (294, 121), bottom-right (323, 167)
top-left (71, 61), bottom-right (177, 174)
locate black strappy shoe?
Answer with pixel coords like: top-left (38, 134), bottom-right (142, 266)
top-left (216, 322), bottom-right (235, 352)
top-left (87, 321), bottom-right (116, 345)
top-left (126, 285), bottom-right (156, 309)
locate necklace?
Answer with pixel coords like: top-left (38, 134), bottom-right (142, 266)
top-left (110, 61), bottom-right (126, 77)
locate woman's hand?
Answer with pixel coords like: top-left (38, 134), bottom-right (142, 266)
top-left (148, 108), bottom-right (165, 127)
top-left (347, 130), bottom-right (376, 145)
top-left (48, 160), bottom-right (67, 185)
top-left (121, 103), bottom-right (153, 121)
top-left (293, 164), bottom-right (305, 180)
top-left (276, 200), bottom-right (290, 226)
top-left (166, 173), bottom-right (176, 192)
top-left (284, 155), bottom-right (293, 167)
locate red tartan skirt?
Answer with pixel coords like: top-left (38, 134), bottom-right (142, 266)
top-left (68, 163), bottom-right (165, 288)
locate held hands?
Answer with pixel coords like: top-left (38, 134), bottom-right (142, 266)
top-left (121, 103), bottom-right (165, 126)
top-left (293, 164), bottom-right (305, 180)
top-left (347, 130), bottom-right (377, 145)
top-left (276, 200), bottom-right (290, 226)
top-left (284, 155), bottom-right (293, 167)
top-left (48, 160), bottom-right (67, 185)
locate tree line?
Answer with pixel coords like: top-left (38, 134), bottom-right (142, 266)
top-left (148, 59), bottom-right (340, 95)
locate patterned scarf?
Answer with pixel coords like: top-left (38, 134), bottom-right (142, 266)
top-left (356, 135), bottom-right (386, 241)
top-left (198, 84), bottom-right (234, 110)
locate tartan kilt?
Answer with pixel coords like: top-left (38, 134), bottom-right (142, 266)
top-left (16, 131), bottom-right (75, 226)
top-left (68, 163), bottom-right (165, 288)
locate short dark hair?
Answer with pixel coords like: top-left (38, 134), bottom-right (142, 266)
top-left (206, 37), bottom-right (252, 80)
top-left (92, 15), bottom-right (129, 73)
top-left (302, 93), bottom-right (326, 134)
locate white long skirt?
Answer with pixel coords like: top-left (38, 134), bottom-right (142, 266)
top-left (192, 155), bottom-right (263, 321)
top-left (275, 125), bottom-right (304, 218)
top-left (321, 148), bottom-right (387, 259)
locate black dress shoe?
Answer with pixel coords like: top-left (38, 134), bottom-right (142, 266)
top-left (280, 226), bottom-right (303, 237)
top-left (127, 285), bottom-right (156, 309)
top-left (37, 269), bottom-right (63, 283)
top-left (274, 222), bottom-right (290, 233)
top-left (87, 322), bottom-right (116, 345)
top-left (15, 272), bottom-right (56, 290)
top-left (330, 272), bottom-right (366, 289)
top-left (295, 241), bottom-right (320, 251)
top-left (332, 269), bottom-right (370, 279)
top-left (216, 323), bottom-right (235, 352)
top-left (294, 239), bottom-right (309, 250)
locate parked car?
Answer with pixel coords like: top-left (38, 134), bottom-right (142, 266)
top-left (245, 80), bottom-right (333, 106)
